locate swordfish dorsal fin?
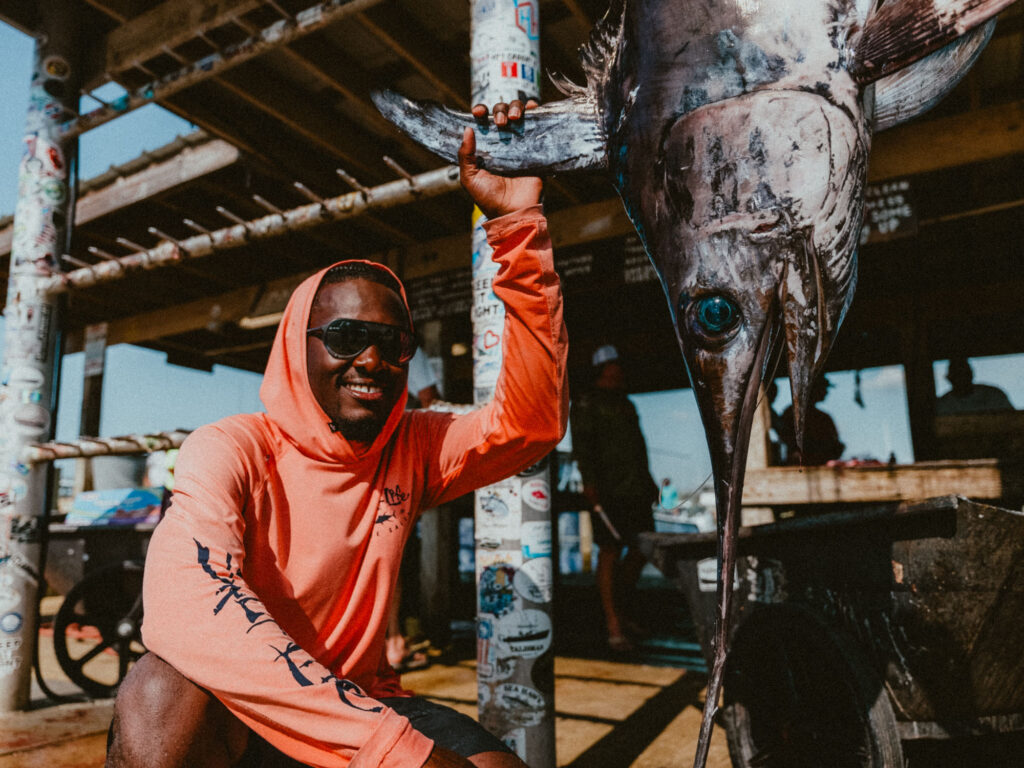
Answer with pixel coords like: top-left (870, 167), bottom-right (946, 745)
top-left (370, 90), bottom-right (607, 176)
top-left (850, 0), bottom-right (1016, 83)
top-left (872, 19), bottom-right (995, 132)
top-left (575, 0), bottom-right (628, 98)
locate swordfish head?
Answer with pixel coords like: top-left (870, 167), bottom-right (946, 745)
top-left (603, 0), bottom-right (871, 472)
top-left (623, 91), bottom-right (866, 496)
top-left (371, 0), bottom-right (1012, 764)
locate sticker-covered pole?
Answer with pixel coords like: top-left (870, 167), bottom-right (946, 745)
top-left (470, 2), bottom-right (555, 765)
top-left (0, 0), bottom-right (80, 711)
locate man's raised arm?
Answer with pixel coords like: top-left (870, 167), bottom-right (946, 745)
top-left (417, 104), bottom-right (569, 508)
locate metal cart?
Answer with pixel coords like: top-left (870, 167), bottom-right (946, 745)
top-left (44, 522), bottom-right (154, 697)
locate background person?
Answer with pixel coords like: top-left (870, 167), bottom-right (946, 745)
top-left (936, 356), bottom-right (1014, 415)
top-left (570, 344), bottom-right (658, 654)
top-left (778, 376), bottom-right (845, 466)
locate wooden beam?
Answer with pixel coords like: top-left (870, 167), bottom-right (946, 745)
top-left (59, 194), bottom-right (634, 349)
top-left (81, 0), bottom-right (142, 23)
top-left (211, 65), bottom-right (386, 182)
top-left (356, 11), bottom-right (469, 109)
top-left (279, 38), bottom-right (438, 166)
top-left (64, 283), bottom-right (263, 353)
top-left (160, 86), bottom-right (348, 196)
top-left (101, 0), bottom-right (264, 75)
top-left (0, 1), bottom-right (40, 35)
top-left (869, 99), bottom-right (1024, 181)
top-left (742, 460), bottom-right (1020, 505)
top-left (0, 138), bottom-right (240, 257)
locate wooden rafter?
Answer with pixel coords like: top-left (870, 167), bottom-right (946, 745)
top-left (212, 67), bottom-right (386, 181)
top-left (89, 0), bottom-right (265, 86)
top-left (0, 0), bottom-right (38, 34)
top-left (870, 100), bottom-right (1024, 180)
top-left (356, 11), bottom-right (469, 109)
top-left (0, 138), bottom-right (240, 257)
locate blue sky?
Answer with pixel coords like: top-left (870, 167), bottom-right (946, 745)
top-left (2, 22), bottom-right (1021, 499)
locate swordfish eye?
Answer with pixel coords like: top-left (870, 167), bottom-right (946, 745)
top-left (685, 294), bottom-right (742, 346)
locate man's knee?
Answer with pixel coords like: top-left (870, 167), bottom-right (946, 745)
top-left (106, 653), bottom-right (247, 768)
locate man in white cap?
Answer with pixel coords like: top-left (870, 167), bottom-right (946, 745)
top-left (570, 344), bottom-right (658, 653)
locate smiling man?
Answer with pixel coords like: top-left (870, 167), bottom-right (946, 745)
top-left (106, 103), bottom-right (567, 768)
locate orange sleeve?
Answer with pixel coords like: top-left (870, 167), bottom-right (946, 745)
top-left (419, 205), bottom-right (569, 508)
top-left (141, 426), bottom-right (434, 768)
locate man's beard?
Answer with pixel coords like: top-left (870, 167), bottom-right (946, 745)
top-left (332, 413), bottom-right (387, 444)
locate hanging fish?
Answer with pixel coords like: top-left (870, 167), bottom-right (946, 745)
top-left (373, 1), bottom-right (1013, 765)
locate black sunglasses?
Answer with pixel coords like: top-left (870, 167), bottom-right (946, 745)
top-left (307, 319), bottom-right (416, 365)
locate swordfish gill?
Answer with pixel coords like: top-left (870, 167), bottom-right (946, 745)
top-left (373, 0), bottom-right (1016, 765)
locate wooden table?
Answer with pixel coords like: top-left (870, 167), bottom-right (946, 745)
top-left (742, 459), bottom-right (1022, 507)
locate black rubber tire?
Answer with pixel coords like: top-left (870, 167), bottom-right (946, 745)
top-left (53, 560), bottom-right (146, 698)
top-left (721, 606), bottom-right (904, 768)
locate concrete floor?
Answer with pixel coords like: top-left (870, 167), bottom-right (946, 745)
top-left (0, 598), bottom-right (731, 767)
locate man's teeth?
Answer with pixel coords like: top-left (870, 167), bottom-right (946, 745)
top-left (348, 383), bottom-right (382, 394)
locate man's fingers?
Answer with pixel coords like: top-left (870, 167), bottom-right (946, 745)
top-left (525, 98), bottom-right (539, 110)
top-left (471, 104), bottom-right (488, 121)
top-left (492, 101), bottom-right (509, 127)
top-left (458, 127), bottom-right (476, 165)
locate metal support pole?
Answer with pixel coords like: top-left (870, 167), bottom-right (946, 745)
top-left (0, 0), bottom-right (81, 711)
top-left (470, 3), bottom-right (554, 765)
top-left (41, 165), bottom-right (461, 296)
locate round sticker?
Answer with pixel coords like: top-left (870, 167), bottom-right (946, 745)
top-left (495, 683), bottom-right (546, 726)
top-left (496, 609), bottom-right (551, 658)
top-left (521, 479), bottom-right (550, 512)
top-left (13, 403), bottom-right (50, 436)
top-left (513, 558), bottom-right (552, 604)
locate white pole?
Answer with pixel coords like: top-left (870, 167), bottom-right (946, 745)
top-left (470, 2), bottom-right (555, 766)
top-left (0, 0), bottom-right (80, 711)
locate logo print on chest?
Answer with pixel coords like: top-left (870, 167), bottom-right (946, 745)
top-left (375, 484), bottom-right (410, 535)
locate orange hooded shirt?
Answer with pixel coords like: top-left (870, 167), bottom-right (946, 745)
top-left (141, 206), bottom-right (567, 768)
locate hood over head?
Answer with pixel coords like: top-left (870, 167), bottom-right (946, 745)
top-left (259, 260), bottom-right (411, 464)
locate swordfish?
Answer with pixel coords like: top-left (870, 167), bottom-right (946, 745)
top-left (373, 0), bottom-right (1015, 764)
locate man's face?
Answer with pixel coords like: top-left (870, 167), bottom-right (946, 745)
top-left (597, 361), bottom-right (626, 391)
top-left (306, 278), bottom-right (409, 443)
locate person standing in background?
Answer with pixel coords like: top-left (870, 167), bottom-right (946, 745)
top-left (778, 376), bottom-right (845, 466)
top-left (385, 347), bottom-right (443, 671)
top-left (570, 345), bottom-right (659, 654)
top-left (936, 357), bottom-right (1014, 415)
top-left (406, 346), bottom-right (441, 408)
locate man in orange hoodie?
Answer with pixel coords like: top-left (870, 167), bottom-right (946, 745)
top-left (107, 102), bottom-right (567, 768)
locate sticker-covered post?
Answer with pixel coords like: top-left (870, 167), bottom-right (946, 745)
top-left (0, 0), bottom-right (80, 711)
top-left (470, 2), bottom-right (555, 765)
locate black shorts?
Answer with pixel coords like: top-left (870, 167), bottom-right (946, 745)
top-left (239, 696), bottom-right (512, 766)
top-left (592, 498), bottom-right (654, 548)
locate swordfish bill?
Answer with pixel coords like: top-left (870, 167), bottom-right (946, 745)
top-left (374, 1), bottom-right (1016, 766)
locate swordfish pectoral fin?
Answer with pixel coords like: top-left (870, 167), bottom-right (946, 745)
top-left (850, 0), bottom-right (1015, 84)
top-left (370, 89), bottom-right (608, 176)
top-left (872, 19), bottom-right (996, 131)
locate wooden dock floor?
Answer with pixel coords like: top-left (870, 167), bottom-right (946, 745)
top-left (2, 613), bottom-right (730, 767)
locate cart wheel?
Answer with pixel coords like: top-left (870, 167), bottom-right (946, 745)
top-left (721, 607), bottom-right (903, 768)
top-left (53, 560), bottom-right (146, 698)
